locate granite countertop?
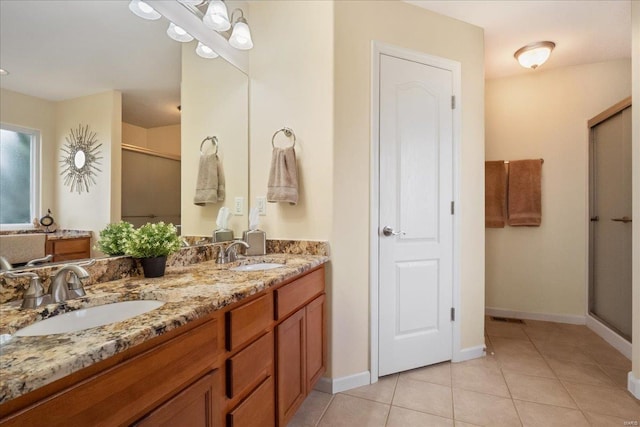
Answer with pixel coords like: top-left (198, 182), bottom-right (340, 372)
top-left (44, 230), bottom-right (92, 240)
top-left (0, 254), bottom-right (328, 404)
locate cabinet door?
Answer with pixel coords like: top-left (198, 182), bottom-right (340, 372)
top-left (305, 294), bottom-right (326, 391)
top-left (276, 308), bottom-right (306, 426)
top-left (135, 370), bottom-right (220, 427)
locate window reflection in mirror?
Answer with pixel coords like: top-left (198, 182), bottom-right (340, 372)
top-left (0, 125), bottom-right (40, 228)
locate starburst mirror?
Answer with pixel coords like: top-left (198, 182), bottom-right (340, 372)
top-left (60, 124), bottom-right (102, 194)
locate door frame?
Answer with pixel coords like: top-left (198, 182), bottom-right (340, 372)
top-left (369, 41), bottom-right (462, 383)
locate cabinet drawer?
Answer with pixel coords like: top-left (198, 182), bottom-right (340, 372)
top-left (226, 294), bottom-right (273, 352)
top-left (49, 238), bottom-right (90, 255)
top-left (275, 268), bottom-right (324, 319)
top-left (227, 376), bottom-right (274, 427)
top-left (1, 319), bottom-right (219, 427)
top-left (227, 331), bottom-right (273, 399)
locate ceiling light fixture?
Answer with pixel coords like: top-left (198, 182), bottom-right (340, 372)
top-left (228, 9), bottom-right (253, 50)
top-left (196, 41), bottom-right (219, 59)
top-left (0, 69), bottom-right (9, 76)
top-left (128, 0), bottom-right (161, 20)
top-left (167, 22), bottom-right (194, 42)
top-left (514, 41), bottom-right (556, 70)
top-left (203, 0), bottom-right (231, 32)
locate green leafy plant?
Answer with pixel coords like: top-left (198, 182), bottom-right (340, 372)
top-left (95, 221), bottom-right (134, 256)
top-left (124, 222), bottom-right (181, 258)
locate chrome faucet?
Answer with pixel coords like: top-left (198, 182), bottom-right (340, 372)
top-left (25, 254), bottom-right (53, 266)
top-left (217, 241), bottom-right (250, 264)
top-left (4, 271), bottom-right (49, 309)
top-left (0, 256), bottom-right (12, 271)
top-left (49, 262), bottom-right (94, 302)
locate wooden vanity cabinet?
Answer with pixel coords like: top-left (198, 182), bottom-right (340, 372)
top-left (135, 370), bottom-right (220, 427)
top-left (275, 268), bottom-right (327, 426)
top-left (0, 264), bottom-right (326, 427)
top-left (45, 236), bottom-right (91, 262)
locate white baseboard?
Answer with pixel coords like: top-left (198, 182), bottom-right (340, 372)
top-left (314, 371), bottom-right (371, 394)
top-left (485, 307), bottom-right (586, 325)
top-left (452, 344), bottom-right (485, 363)
top-left (585, 315), bottom-right (632, 360)
top-left (628, 372), bottom-right (640, 400)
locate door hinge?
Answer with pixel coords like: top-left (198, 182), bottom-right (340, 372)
top-left (451, 95), bottom-right (456, 109)
top-left (451, 307), bottom-right (455, 321)
top-left (450, 201), bottom-right (455, 215)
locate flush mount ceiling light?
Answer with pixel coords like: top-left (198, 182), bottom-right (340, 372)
top-left (128, 0), bottom-right (161, 20)
top-left (196, 41), bottom-right (219, 59)
top-left (203, 0), bottom-right (231, 32)
top-left (229, 9), bottom-right (253, 50)
top-left (167, 22), bottom-right (194, 42)
top-left (514, 41), bottom-right (556, 70)
top-left (0, 69), bottom-right (8, 76)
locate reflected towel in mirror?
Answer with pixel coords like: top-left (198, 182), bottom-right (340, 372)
top-left (194, 152), bottom-right (225, 205)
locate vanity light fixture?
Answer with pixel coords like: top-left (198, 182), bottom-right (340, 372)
top-left (514, 41), bottom-right (556, 70)
top-left (228, 9), bottom-right (253, 50)
top-left (203, 0), bottom-right (231, 32)
top-left (196, 41), bottom-right (219, 59)
top-left (128, 0), bottom-right (161, 20)
top-left (167, 22), bottom-right (194, 42)
top-left (0, 69), bottom-right (8, 76)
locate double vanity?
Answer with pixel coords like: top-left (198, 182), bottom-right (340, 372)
top-left (0, 245), bottom-right (328, 426)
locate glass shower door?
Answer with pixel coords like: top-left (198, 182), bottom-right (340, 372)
top-left (589, 105), bottom-right (632, 341)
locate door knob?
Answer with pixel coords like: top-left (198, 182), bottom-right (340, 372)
top-left (382, 226), bottom-right (405, 237)
top-left (611, 216), bottom-right (632, 224)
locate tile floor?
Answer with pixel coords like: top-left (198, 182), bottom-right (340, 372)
top-left (288, 317), bottom-right (640, 426)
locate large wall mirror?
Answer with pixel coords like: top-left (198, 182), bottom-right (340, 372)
top-left (0, 0), bottom-right (249, 268)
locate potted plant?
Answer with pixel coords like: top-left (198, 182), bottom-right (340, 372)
top-left (124, 222), bottom-right (181, 278)
top-left (95, 221), bottom-right (134, 256)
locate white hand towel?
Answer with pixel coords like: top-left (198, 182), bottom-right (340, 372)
top-left (194, 153), bottom-right (225, 205)
top-left (267, 146), bottom-right (298, 205)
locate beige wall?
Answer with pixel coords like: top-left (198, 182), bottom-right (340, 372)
top-left (122, 122), bottom-right (181, 157)
top-left (55, 91), bottom-right (122, 249)
top-left (0, 89), bottom-right (57, 221)
top-left (632, 1), bottom-right (639, 382)
top-left (248, 1), bottom-right (334, 241)
top-left (485, 60), bottom-right (631, 318)
top-left (181, 42), bottom-right (249, 238)
top-left (331, 0), bottom-right (485, 377)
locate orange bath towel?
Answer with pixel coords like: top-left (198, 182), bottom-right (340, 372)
top-left (507, 159), bottom-right (542, 226)
top-left (485, 161), bottom-right (507, 228)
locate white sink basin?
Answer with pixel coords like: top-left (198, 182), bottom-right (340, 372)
top-left (230, 263), bottom-right (285, 272)
top-left (14, 300), bottom-right (165, 337)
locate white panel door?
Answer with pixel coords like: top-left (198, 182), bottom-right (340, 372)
top-left (378, 53), bottom-right (453, 376)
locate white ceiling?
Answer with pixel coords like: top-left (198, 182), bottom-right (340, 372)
top-left (0, 1), bottom-right (632, 127)
top-left (406, 0), bottom-right (632, 79)
top-left (0, 0), bottom-right (182, 128)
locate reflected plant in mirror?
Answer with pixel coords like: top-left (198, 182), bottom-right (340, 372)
top-left (95, 221), bottom-right (135, 256)
top-left (60, 124), bottom-right (102, 194)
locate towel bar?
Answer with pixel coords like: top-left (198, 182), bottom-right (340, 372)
top-left (200, 136), bottom-right (218, 155)
top-left (272, 127), bottom-right (296, 148)
top-left (504, 158), bottom-right (544, 164)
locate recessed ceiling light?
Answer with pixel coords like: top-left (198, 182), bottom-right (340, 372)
top-left (0, 69), bottom-right (9, 76)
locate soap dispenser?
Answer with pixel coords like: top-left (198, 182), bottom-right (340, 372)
top-left (243, 208), bottom-right (266, 256)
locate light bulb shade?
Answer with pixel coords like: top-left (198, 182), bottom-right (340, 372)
top-left (167, 22), bottom-right (194, 43)
top-left (203, 0), bottom-right (231, 32)
top-left (229, 19), bottom-right (253, 50)
top-left (196, 42), bottom-right (219, 59)
top-left (177, 0), bottom-right (203, 4)
top-left (128, 0), bottom-right (161, 20)
top-left (514, 41), bottom-right (555, 69)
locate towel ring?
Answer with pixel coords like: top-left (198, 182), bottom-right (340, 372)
top-left (200, 136), bottom-right (218, 155)
top-left (272, 127), bottom-right (296, 148)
